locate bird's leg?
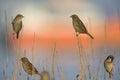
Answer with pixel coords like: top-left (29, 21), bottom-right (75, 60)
top-left (12, 32), bottom-right (15, 35)
top-left (76, 32), bottom-right (79, 37)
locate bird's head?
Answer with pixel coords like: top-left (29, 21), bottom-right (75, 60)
top-left (70, 14), bottom-right (79, 19)
top-left (20, 57), bottom-right (29, 63)
top-left (106, 55), bottom-right (114, 62)
top-left (16, 14), bottom-right (24, 19)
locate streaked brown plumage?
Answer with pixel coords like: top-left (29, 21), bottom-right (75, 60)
top-left (104, 55), bottom-right (114, 78)
top-left (70, 14), bottom-right (94, 39)
top-left (11, 14), bottom-right (24, 39)
top-left (20, 57), bottom-right (41, 76)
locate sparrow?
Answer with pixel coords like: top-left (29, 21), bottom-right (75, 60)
top-left (104, 55), bottom-right (114, 78)
top-left (20, 57), bottom-right (41, 77)
top-left (70, 14), bottom-right (94, 39)
top-left (40, 71), bottom-right (50, 80)
top-left (11, 14), bottom-right (24, 39)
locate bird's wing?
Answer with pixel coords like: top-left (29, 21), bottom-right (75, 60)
top-left (77, 18), bottom-right (88, 32)
top-left (29, 63), bottom-right (39, 74)
top-left (18, 21), bottom-right (22, 32)
top-left (15, 21), bottom-right (22, 33)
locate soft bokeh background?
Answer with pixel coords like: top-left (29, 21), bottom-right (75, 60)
top-left (0, 0), bottom-right (120, 80)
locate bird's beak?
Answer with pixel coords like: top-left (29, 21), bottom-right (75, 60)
top-left (22, 16), bottom-right (24, 18)
top-left (70, 16), bottom-right (72, 18)
top-left (20, 58), bottom-right (22, 61)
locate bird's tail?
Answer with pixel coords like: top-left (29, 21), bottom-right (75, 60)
top-left (87, 33), bottom-right (94, 39)
top-left (16, 32), bottom-right (19, 39)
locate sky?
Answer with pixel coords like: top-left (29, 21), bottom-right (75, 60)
top-left (0, 0), bottom-right (120, 80)
top-left (0, 0), bottom-right (120, 47)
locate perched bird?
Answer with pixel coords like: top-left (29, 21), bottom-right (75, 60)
top-left (40, 71), bottom-right (50, 80)
top-left (104, 55), bottom-right (114, 78)
top-left (70, 14), bottom-right (94, 39)
top-left (20, 57), bottom-right (41, 76)
top-left (11, 14), bottom-right (24, 39)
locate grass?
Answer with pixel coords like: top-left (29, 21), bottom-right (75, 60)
top-left (4, 10), bottom-right (9, 80)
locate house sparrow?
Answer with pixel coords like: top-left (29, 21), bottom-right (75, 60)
top-left (40, 71), bottom-right (50, 80)
top-left (11, 14), bottom-right (24, 39)
top-left (104, 55), bottom-right (114, 78)
top-left (20, 57), bottom-right (41, 77)
top-left (70, 14), bottom-right (94, 39)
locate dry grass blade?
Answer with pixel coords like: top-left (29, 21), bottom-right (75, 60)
top-left (4, 10), bottom-right (9, 80)
top-left (56, 51), bottom-right (66, 80)
top-left (76, 36), bottom-right (83, 80)
top-left (52, 42), bottom-right (56, 80)
top-left (32, 32), bottom-right (36, 80)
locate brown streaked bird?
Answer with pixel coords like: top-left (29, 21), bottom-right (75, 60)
top-left (104, 55), bottom-right (114, 79)
top-left (70, 14), bottom-right (94, 39)
top-left (11, 14), bottom-right (24, 39)
top-left (20, 57), bottom-right (41, 77)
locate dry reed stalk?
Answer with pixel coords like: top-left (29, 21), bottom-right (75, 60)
top-left (92, 46), bottom-right (96, 79)
top-left (96, 51), bottom-right (102, 80)
top-left (13, 63), bottom-right (17, 80)
top-left (4, 10), bottom-right (9, 80)
top-left (88, 17), bottom-right (93, 80)
top-left (76, 36), bottom-right (83, 80)
top-left (117, 8), bottom-right (120, 31)
top-left (56, 62), bottom-right (61, 79)
top-left (10, 16), bottom-right (21, 80)
top-left (83, 44), bottom-right (90, 80)
top-left (46, 56), bottom-right (50, 71)
top-left (103, 19), bottom-right (107, 80)
top-left (52, 42), bottom-right (56, 80)
top-left (32, 32), bottom-right (35, 80)
top-left (32, 32), bottom-right (35, 63)
top-left (11, 34), bottom-right (17, 80)
top-left (56, 51), bottom-right (66, 80)
top-left (118, 67), bottom-right (120, 80)
top-left (0, 59), bottom-right (4, 74)
top-left (93, 55), bottom-right (96, 80)
top-left (18, 23), bottom-right (24, 80)
top-left (11, 36), bottom-right (18, 80)
top-left (103, 49), bottom-right (106, 80)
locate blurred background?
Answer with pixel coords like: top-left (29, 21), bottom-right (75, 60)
top-left (0, 0), bottom-right (120, 80)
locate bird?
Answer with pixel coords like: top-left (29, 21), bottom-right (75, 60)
top-left (40, 71), bottom-right (50, 80)
top-left (20, 57), bottom-right (41, 77)
top-left (104, 55), bottom-right (114, 79)
top-left (70, 14), bottom-right (94, 39)
top-left (11, 14), bottom-right (24, 39)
